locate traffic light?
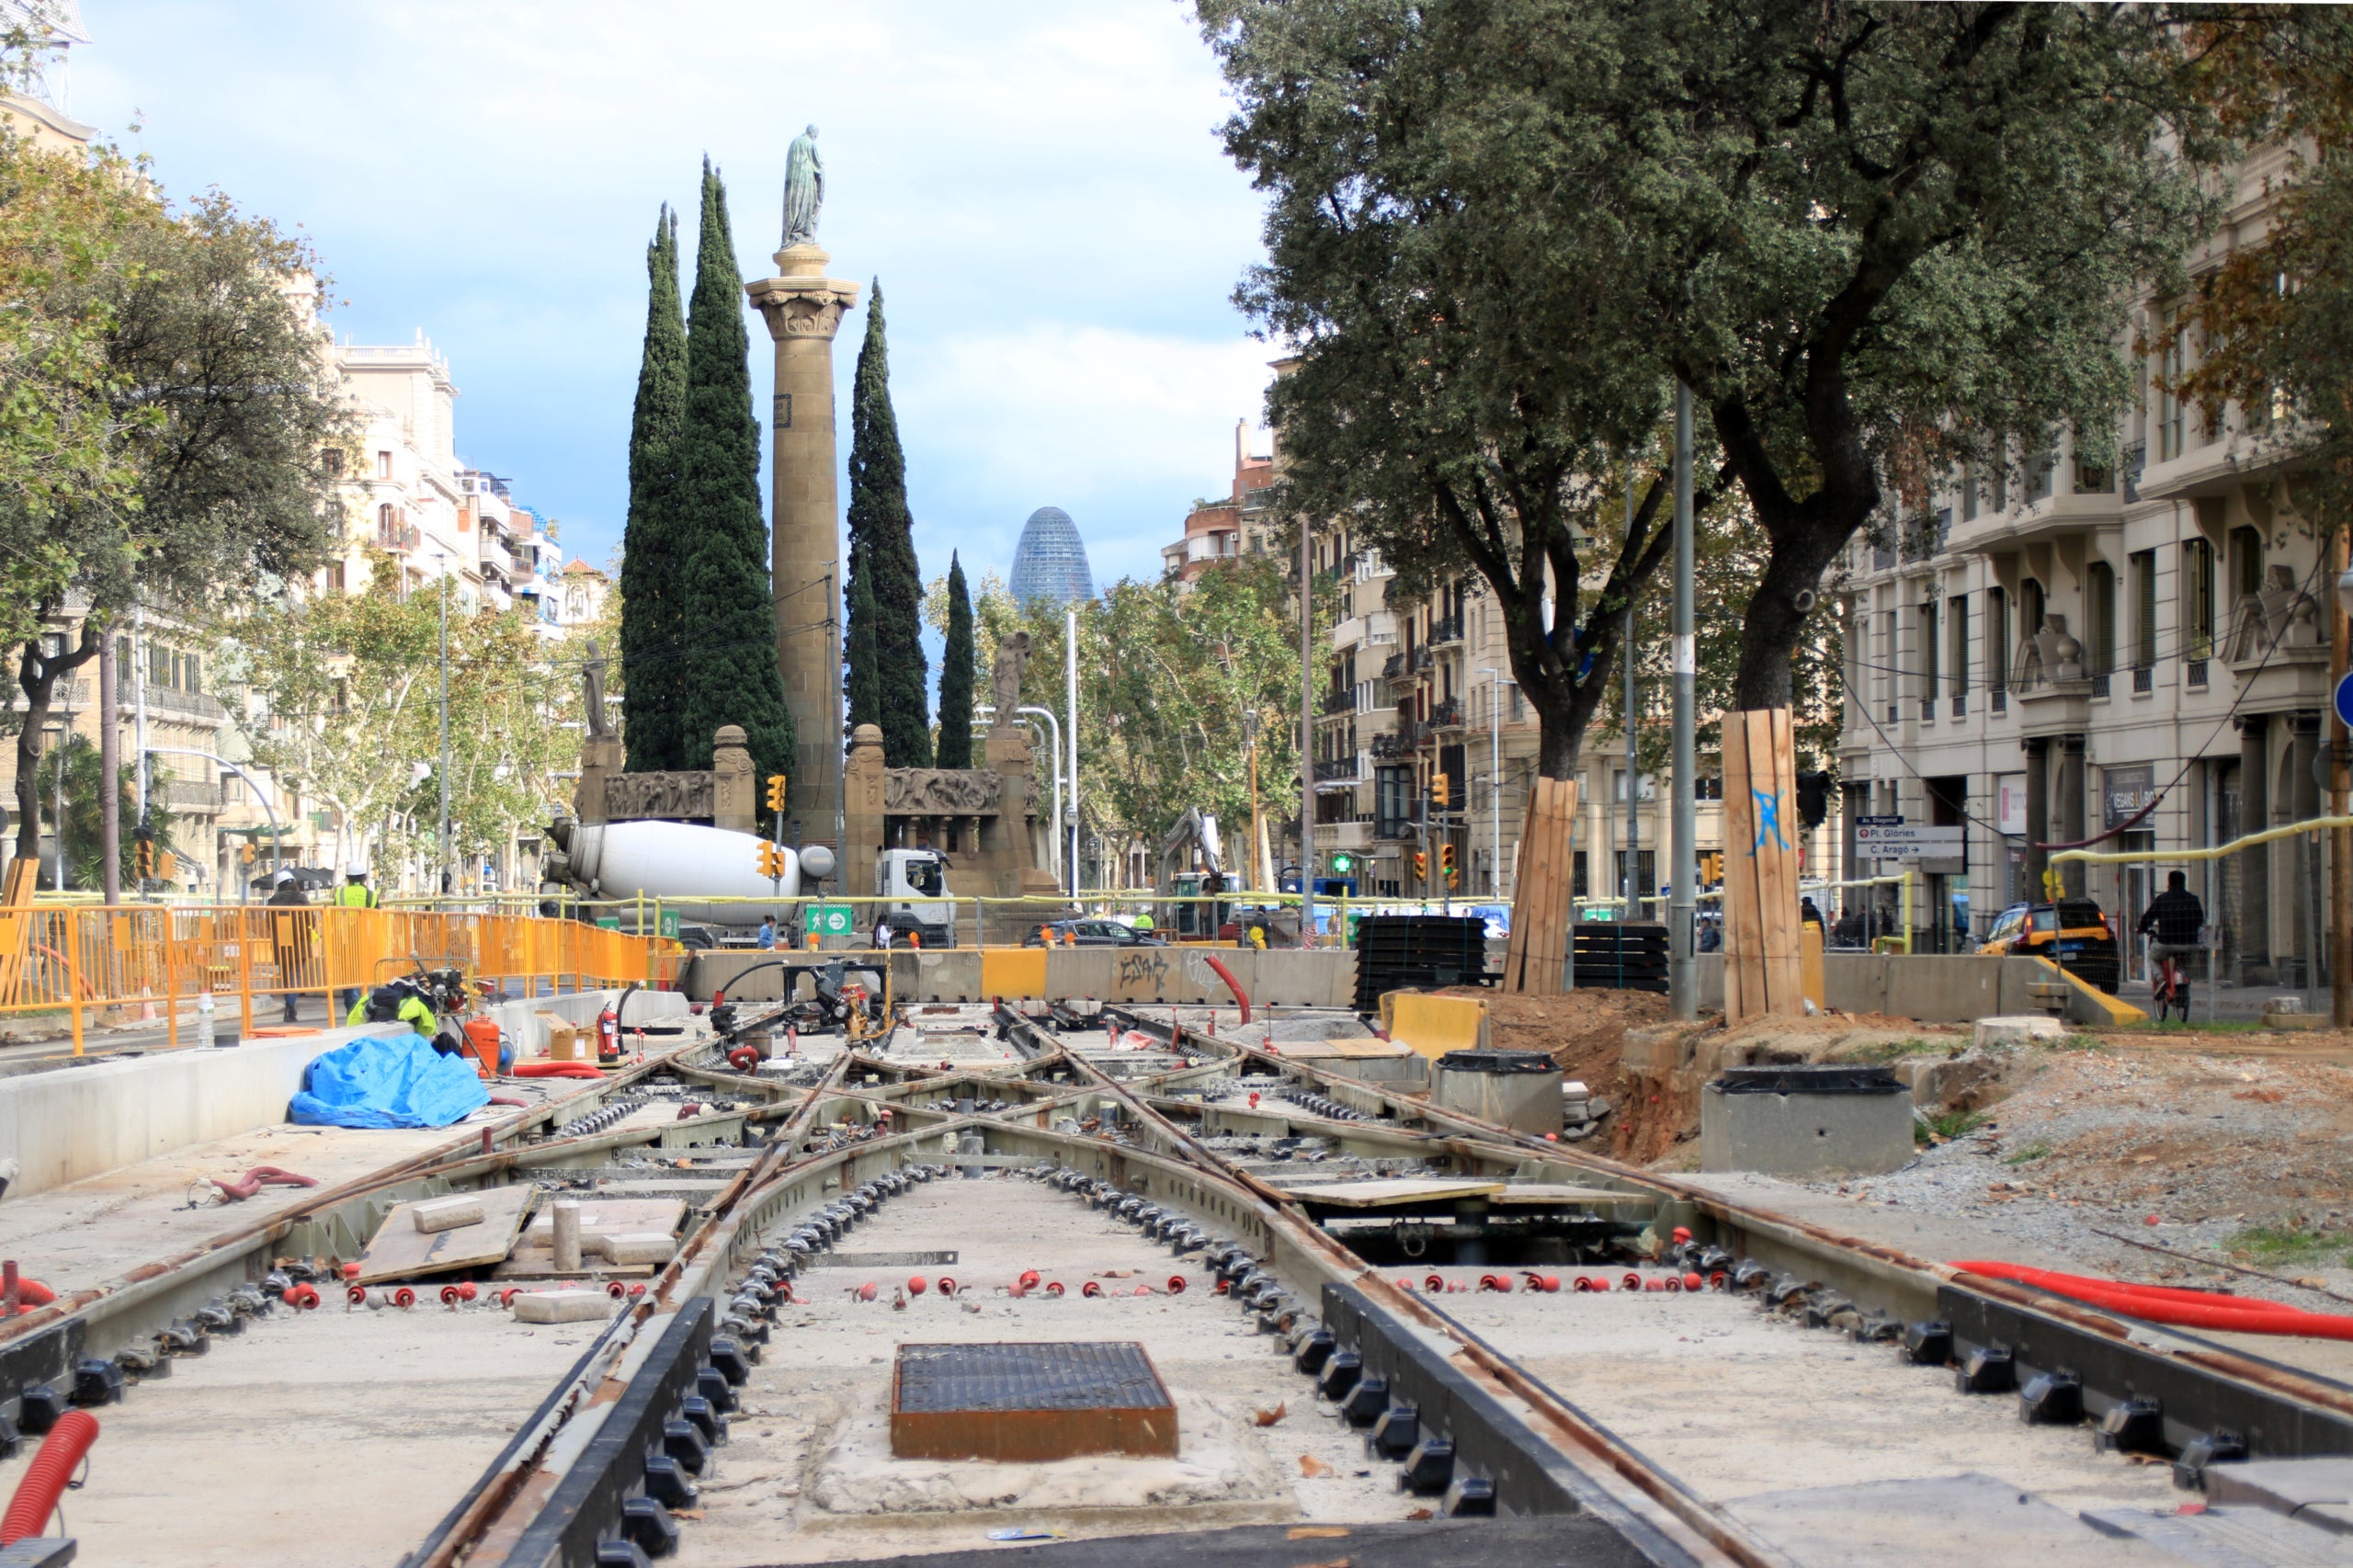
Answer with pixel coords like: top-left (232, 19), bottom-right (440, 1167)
top-left (134, 839), bottom-right (153, 880)
top-left (1413, 849), bottom-right (1428, 881)
top-left (1794, 770), bottom-right (1832, 831)
top-left (1699, 850), bottom-right (1723, 886)
top-left (765, 774), bottom-right (790, 813)
top-left (1432, 773), bottom-right (1450, 810)
top-left (1439, 844), bottom-right (1457, 887)
top-left (239, 842), bottom-right (256, 866)
top-left (756, 841), bottom-right (787, 879)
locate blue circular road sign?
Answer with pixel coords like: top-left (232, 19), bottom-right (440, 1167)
top-left (2336, 669), bottom-right (2353, 730)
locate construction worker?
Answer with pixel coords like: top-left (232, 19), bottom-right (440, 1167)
top-left (267, 870), bottom-right (311, 1023)
top-left (335, 863), bottom-right (377, 1016)
top-left (1132, 907), bottom-right (1155, 937)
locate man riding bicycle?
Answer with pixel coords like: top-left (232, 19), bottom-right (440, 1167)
top-left (2136, 870), bottom-right (2205, 1022)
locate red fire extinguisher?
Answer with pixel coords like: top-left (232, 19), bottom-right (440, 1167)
top-left (597, 1001), bottom-right (621, 1063)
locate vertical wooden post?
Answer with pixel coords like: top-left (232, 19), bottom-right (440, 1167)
top-left (2332, 519), bottom-right (2350, 1027)
top-left (1505, 777), bottom-right (1578, 993)
top-left (1722, 709), bottom-right (1804, 1023)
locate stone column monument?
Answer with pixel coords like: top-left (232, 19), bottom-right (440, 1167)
top-left (745, 125), bottom-right (858, 846)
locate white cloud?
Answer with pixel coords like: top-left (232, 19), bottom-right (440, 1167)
top-left (70, 0), bottom-right (1269, 584)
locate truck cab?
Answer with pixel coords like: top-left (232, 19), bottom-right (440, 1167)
top-left (876, 849), bottom-right (955, 947)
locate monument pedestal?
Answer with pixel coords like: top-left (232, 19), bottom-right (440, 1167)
top-left (746, 245), bottom-right (859, 850)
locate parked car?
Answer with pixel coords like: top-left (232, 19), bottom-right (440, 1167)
top-left (1977, 897), bottom-right (2120, 993)
top-left (1021, 918), bottom-right (1164, 948)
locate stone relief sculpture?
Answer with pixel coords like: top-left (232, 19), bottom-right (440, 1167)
top-left (2017, 614), bottom-right (2085, 688)
top-left (991, 631), bottom-right (1032, 727)
top-left (605, 771), bottom-right (714, 821)
top-left (783, 125), bottom-right (824, 247)
top-left (884, 768), bottom-right (1004, 814)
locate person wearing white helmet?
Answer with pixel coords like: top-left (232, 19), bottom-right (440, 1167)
top-left (335, 861), bottom-right (377, 1014)
top-left (265, 869), bottom-right (312, 1022)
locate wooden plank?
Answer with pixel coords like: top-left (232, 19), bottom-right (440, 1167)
top-left (1759, 706), bottom-right (1804, 1017)
top-left (0, 858), bottom-right (39, 1006)
top-left (1722, 712), bottom-right (1761, 1022)
top-left (1484, 1183), bottom-right (1658, 1210)
top-left (1505, 780), bottom-right (1544, 990)
top-left (1271, 1176), bottom-right (1506, 1208)
top-left (357, 1183), bottom-right (536, 1284)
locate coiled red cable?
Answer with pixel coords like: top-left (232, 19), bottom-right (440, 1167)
top-left (512, 1062), bottom-right (605, 1080)
top-left (2, 1409), bottom-right (97, 1543)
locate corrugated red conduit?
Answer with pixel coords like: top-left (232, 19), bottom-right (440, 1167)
top-left (1955, 1260), bottom-right (2353, 1340)
top-left (2, 1409), bottom-right (97, 1543)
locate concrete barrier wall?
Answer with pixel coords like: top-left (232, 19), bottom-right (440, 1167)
top-left (0, 986), bottom-right (662, 1199)
top-left (489, 988), bottom-right (691, 1056)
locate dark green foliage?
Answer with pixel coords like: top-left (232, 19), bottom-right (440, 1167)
top-left (846, 279), bottom-right (929, 767)
top-left (934, 551), bottom-right (974, 768)
top-left (674, 159), bottom-right (794, 787)
top-left (845, 542), bottom-right (881, 735)
top-left (51, 734), bottom-right (176, 892)
top-left (620, 205), bottom-right (687, 773)
top-left (1203, 0), bottom-right (2216, 714)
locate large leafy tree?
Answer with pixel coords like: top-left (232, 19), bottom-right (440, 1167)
top-left (673, 159), bottom-right (793, 782)
top-left (1201, 0), bottom-right (2218, 727)
top-left (4, 141), bottom-right (346, 870)
top-left (846, 279), bottom-right (930, 766)
top-left (46, 733), bottom-right (175, 892)
top-left (620, 205), bottom-right (687, 774)
top-left (934, 551), bottom-right (975, 768)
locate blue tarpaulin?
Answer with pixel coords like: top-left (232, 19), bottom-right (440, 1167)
top-left (289, 1030), bottom-right (491, 1130)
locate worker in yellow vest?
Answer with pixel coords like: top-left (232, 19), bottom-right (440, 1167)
top-left (335, 863), bottom-right (378, 1015)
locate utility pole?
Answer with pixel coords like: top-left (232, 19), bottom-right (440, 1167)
top-left (1480, 666), bottom-right (1507, 902)
top-left (1623, 470), bottom-right (1639, 919)
top-left (97, 625), bottom-right (119, 905)
top-left (1669, 383), bottom-right (1699, 1019)
top-left (1300, 516), bottom-right (1317, 945)
top-left (2331, 519), bottom-right (2350, 1026)
top-left (438, 562), bottom-right (452, 897)
top-left (1066, 603), bottom-right (1080, 901)
top-left (134, 602), bottom-right (149, 887)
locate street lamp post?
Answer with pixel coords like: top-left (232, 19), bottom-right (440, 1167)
top-left (1479, 667), bottom-right (1511, 900)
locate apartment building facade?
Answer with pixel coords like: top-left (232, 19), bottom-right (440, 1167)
top-left (1834, 142), bottom-right (2324, 977)
top-left (1162, 422), bottom-right (1279, 581)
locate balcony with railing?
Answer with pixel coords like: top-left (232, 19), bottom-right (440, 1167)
top-left (374, 520), bottom-right (422, 552)
top-left (135, 683), bottom-right (229, 724)
top-left (1428, 612), bottom-right (1463, 648)
top-left (1318, 687), bottom-right (1356, 717)
top-left (1429, 696), bottom-right (1464, 731)
top-left (1313, 757), bottom-right (1359, 784)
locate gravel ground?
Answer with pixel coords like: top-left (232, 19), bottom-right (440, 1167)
top-left (1818, 1040), bottom-right (2353, 1310)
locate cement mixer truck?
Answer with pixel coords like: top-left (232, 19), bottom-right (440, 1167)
top-left (540, 818), bottom-right (958, 944)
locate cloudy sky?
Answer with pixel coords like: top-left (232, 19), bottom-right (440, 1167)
top-left (69, 0), bottom-right (1276, 589)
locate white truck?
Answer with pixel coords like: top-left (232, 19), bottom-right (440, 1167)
top-left (540, 819), bottom-right (958, 944)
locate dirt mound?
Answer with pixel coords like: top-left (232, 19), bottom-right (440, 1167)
top-left (1434, 985), bottom-right (1667, 1107)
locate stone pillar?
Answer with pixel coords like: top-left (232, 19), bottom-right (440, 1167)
top-left (711, 725), bottom-right (756, 835)
top-left (844, 723), bottom-right (886, 892)
top-left (2022, 737), bottom-right (2049, 897)
top-left (2240, 715), bottom-right (2272, 977)
top-left (576, 735), bottom-right (621, 825)
top-left (2056, 735), bottom-right (2086, 899)
top-left (746, 247), bottom-right (860, 848)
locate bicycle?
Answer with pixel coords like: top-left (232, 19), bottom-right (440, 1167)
top-left (2147, 942), bottom-right (2196, 1024)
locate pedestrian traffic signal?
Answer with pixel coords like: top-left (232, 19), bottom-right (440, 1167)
top-left (765, 774), bottom-right (790, 812)
top-left (1432, 773), bottom-right (1450, 809)
top-left (1413, 849), bottom-right (1428, 881)
top-left (1439, 844), bottom-right (1457, 887)
top-left (756, 841), bottom-right (788, 879)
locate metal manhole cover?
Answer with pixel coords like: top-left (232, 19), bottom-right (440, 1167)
top-left (890, 1341), bottom-right (1177, 1460)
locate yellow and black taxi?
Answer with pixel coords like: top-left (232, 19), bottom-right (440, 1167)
top-left (1977, 896), bottom-right (2121, 993)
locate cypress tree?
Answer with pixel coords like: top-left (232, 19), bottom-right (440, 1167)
top-left (935, 551), bottom-right (975, 768)
top-left (674, 158), bottom-right (795, 789)
top-left (846, 278), bottom-right (930, 767)
top-left (620, 205), bottom-right (686, 774)
top-left (845, 542), bottom-right (881, 734)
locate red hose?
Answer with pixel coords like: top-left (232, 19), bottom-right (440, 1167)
top-left (488, 1096), bottom-right (529, 1108)
top-left (210, 1166), bottom-right (320, 1201)
top-left (1202, 954), bottom-right (1252, 1024)
top-left (11, 1280), bottom-right (52, 1308)
top-left (2, 1409), bottom-right (97, 1543)
top-left (1954, 1260), bottom-right (2353, 1340)
top-left (512, 1062), bottom-right (606, 1079)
